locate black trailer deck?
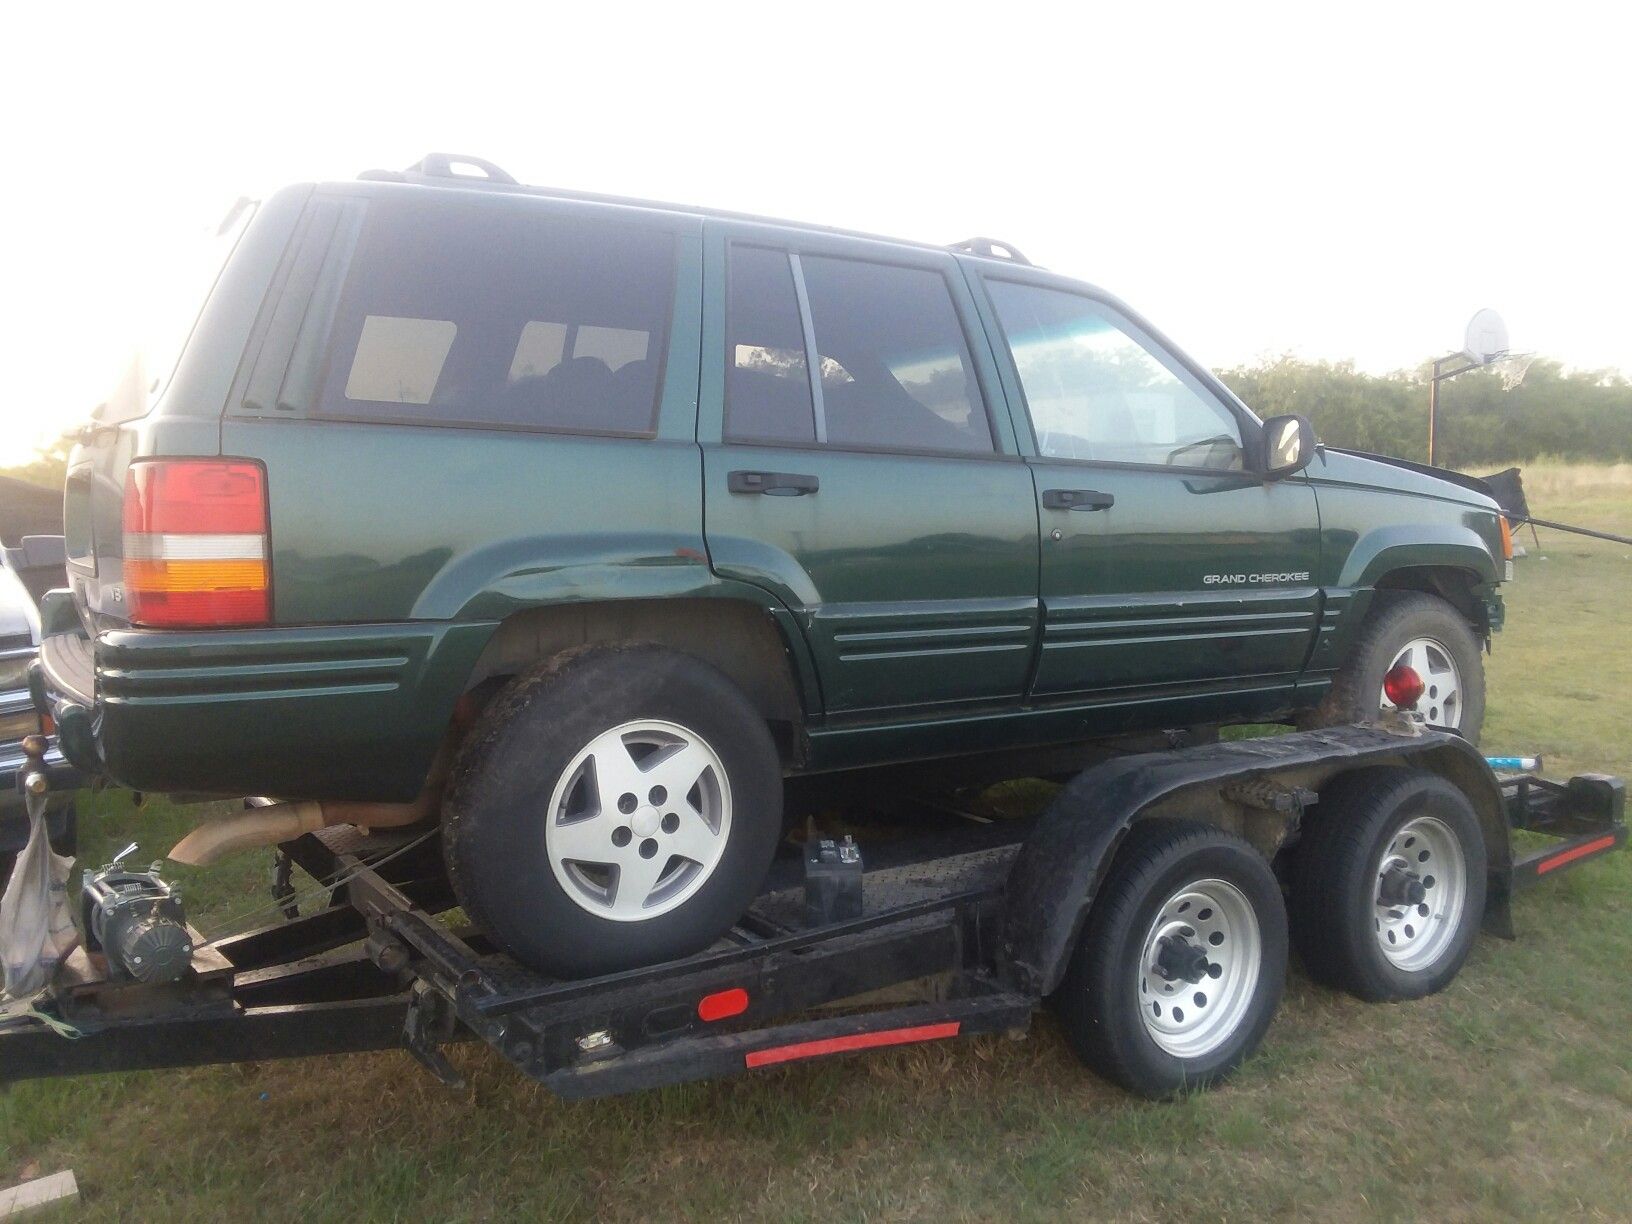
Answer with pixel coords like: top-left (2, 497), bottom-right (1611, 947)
top-left (1, 738), bottom-right (1624, 1097)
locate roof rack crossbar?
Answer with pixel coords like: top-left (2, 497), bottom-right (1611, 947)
top-left (948, 236), bottom-right (1032, 266)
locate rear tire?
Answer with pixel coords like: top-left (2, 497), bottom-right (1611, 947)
top-left (1307, 590), bottom-right (1485, 742)
top-left (1053, 818), bottom-right (1288, 1098)
top-left (1291, 767), bottom-right (1486, 1001)
top-left (443, 644), bottom-right (783, 979)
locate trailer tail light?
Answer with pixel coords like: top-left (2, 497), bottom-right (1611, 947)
top-left (1383, 664), bottom-right (1425, 711)
top-left (122, 460), bottom-right (270, 627)
top-left (698, 987), bottom-right (749, 1022)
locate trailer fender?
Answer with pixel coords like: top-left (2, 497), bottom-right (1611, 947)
top-left (1001, 726), bottom-right (1510, 996)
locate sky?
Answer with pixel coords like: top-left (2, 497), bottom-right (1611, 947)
top-left (3, 1), bottom-right (1627, 465)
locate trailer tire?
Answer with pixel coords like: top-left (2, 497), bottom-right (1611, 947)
top-left (1292, 767), bottom-right (1486, 1002)
top-left (1052, 818), bottom-right (1288, 1099)
top-left (443, 644), bottom-right (783, 979)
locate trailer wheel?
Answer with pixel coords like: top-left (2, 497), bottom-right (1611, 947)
top-left (1053, 818), bottom-right (1288, 1098)
top-left (1292, 767), bottom-right (1486, 1001)
top-left (443, 644), bottom-right (783, 978)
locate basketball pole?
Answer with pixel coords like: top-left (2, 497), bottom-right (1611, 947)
top-left (1426, 352), bottom-right (1483, 466)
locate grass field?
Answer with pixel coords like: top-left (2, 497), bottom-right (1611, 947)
top-left (4, 463), bottom-right (1631, 1221)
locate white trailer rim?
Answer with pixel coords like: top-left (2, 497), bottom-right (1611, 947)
top-left (1137, 877), bottom-right (1262, 1059)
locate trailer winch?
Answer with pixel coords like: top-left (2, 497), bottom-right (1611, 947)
top-left (80, 848), bottom-right (193, 985)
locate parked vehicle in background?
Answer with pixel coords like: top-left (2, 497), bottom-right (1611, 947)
top-left (36, 155), bottom-right (1513, 978)
top-left (0, 547), bottom-right (75, 881)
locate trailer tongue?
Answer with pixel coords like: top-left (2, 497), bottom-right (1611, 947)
top-left (0, 726), bottom-right (1624, 1100)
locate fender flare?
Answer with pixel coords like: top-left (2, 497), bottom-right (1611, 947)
top-left (1000, 726), bottom-right (1509, 996)
top-left (1338, 524), bottom-right (1499, 590)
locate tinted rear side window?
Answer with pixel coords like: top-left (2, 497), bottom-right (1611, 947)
top-left (322, 202), bottom-right (675, 435)
top-left (800, 256), bottom-right (992, 455)
top-left (725, 246), bottom-right (815, 444)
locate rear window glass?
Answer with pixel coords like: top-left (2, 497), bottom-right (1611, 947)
top-left (322, 202), bottom-right (675, 435)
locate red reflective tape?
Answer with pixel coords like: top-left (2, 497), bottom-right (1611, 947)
top-left (744, 1021), bottom-right (961, 1069)
top-left (1536, 835), bottom-right (1617, 875)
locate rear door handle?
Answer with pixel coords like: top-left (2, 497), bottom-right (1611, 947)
top-left (729, 470), bottom-right (820, 497)
top-left (1041, 488), bottom-right (1115, 511)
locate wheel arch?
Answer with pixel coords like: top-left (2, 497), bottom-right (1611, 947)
top-left (459, 593), bottom-right (820, 765)
top-left (1003, 727), bottom-right (1510, 996)
top-left (1373, 564), bottom-right (1493, 634)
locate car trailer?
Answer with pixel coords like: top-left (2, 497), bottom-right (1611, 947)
top-left (0, 723), bottom-right (1624, 1100)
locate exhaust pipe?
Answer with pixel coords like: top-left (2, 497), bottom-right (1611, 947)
top-left (169, 736), bottom-right (456, 867)
top-left (167, 794), bottom-right (437, 867)
top-left (167, 701), bottom-right (481, 868)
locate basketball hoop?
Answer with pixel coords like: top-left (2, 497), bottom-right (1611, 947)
top-left (1491, 352), bottom-right (1535, 391)
top-left (1427, 308), bottom-right (1519, 464)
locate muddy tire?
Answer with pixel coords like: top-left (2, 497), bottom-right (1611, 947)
top-left (443, 645), bottom-right (783, 978)
top-left (1307, 591), bottom-right (1485, 742)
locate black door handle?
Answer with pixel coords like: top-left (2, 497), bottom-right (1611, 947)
top-left (728, 470), bottom-right (820, 497)
top-left (1041, 488), bottom-right (1115, 511)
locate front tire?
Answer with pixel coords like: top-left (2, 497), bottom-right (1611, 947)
top-left (1291, 767), bottom-right (1487, 1001)
top-left (1308, 590), bottom-right (1486, 742)
top-left (443, 645), bottom-right (783, 978)
top-left (1053, 818), bottom-right (1289, 1098)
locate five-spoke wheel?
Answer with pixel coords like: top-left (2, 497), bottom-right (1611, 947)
top-left (1381, 637), bottom-right (1464, 729)
top-left (443, 646), bottom-right (782, 978)
top-left (546, 719), bottom-right (732, 921)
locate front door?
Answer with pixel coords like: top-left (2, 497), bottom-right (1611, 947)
top-left (700, 230), bottom-right (1039, 717)
top-left (978, 274), bottom-right (1322, 724)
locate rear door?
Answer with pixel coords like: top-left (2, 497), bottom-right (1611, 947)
top-left (974, 272), bottom-right (1322, 720)
top-left (699, 225), bottom-right (1039, 717)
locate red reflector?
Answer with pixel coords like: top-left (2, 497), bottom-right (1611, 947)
top-left (744, 1021), bottom-right (961, 1069)
top-left (698, 987), bottom-right (749, 1022)
top-left (1536, 835), bottom-right (1617, 875)
top-left (124, 460), bottom-right (268, 535)
top-left (1383, 664), bottom-right (1425, 710)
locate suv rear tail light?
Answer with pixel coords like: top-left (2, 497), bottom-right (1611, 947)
top-left (123, 460), bottom-right (270, 627)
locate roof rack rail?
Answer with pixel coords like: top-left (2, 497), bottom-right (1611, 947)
top-left (358, 152), bottom-right (518, 187)
top-left (948, 236), bottom-right (1031, 266)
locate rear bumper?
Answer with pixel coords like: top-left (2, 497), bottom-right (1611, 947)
top-left (34, 617), bottom-right (495, 802)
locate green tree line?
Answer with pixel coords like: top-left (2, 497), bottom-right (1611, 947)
top-left (1220, 356), bottom-right (1632, 469)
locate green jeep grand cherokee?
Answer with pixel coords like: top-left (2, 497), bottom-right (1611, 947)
top-left (38, 155), bottom-right (1510, 977)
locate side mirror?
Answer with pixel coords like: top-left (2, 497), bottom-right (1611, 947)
top-left (1262, 414), bottom-right (1316, 478)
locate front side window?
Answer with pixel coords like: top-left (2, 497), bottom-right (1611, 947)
top-left (323, 202), bottom-right (675, 435)
top-left (986, 280), bottom-right (1244, 470)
